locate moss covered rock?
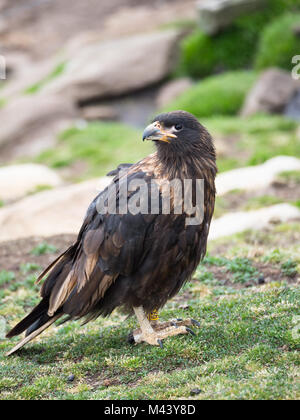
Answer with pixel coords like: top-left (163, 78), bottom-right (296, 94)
top-left (255, 13), bottom-right (300, 70)
top-left (163, 70), bottom-right (256, 118)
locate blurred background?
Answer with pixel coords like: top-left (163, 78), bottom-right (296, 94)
top-left (0, 0), bottom-right (300, 247)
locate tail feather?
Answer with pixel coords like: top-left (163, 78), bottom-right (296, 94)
top-left (6, 314), bottom-right (62, 356)
top-left (6, 297), bottom-right (50, 338)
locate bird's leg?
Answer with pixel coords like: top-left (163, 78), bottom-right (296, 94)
top-left (131, 306), bottom-right (199, 347)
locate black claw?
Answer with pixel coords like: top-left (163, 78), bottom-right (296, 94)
top-left (186, 327), bottom-right (196, 336)
top-left (127, 332), bottom-right (135, 344)
top-left (176, 318), bottom-right (183, 321)
top-left (157, 339), bottom-right (163, 348)
top-left (191, 319), bottom-right (200, 327)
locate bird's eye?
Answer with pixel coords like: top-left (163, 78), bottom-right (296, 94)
top-left (174, 124), bottom-right (183, 131)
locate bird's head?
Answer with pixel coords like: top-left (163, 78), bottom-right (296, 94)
top-left (142, 111), bottom-right (215, 160)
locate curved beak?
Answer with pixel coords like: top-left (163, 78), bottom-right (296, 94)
top-left (142, 121), bottom-right (177, 143)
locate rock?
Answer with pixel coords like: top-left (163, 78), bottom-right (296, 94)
top-left (0, 177), bottom-right (111, 241)
top-left (216, 156), bottom-right (300, 195)
top-left (190, 388), bottom-right (202, 396)
top-left (156, 78), bottom-right (193, 108)
top-left (284, 90), bottom-right (300, 121)
top-left (67, 374), bottom-right (75, 382)
top-left (80, 105), bottom-right (118, 121)
top-left (43, 30), bottom-right (181, 102)
top-left (0, 164), bottom-right (62, 202)
top-left (0, 94), bottom-right (76, 156)
top-left (209, 204), bottom-right (300, 240)
top-left (241, 68), bottom-right (300, 117)
top-left (0, 55), bottom-right (56, 99)
top-left (197, 0), bottom-right (266, 35)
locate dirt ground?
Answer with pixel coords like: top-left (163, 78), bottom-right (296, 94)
top-left (0, 234), bottom-right (76, 275)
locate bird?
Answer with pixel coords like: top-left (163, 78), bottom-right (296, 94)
top-left (6, 110), bottom-right (217, 355)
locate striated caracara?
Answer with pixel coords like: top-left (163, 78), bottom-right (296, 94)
top-left (6, 110), bottom-right (217, 355)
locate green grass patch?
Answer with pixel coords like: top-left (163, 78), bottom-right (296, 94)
top-left (201, 114), bottom-right (299, 172)
top-left (24, 61), bottom-right (66, 95)
top-left (277, 170), bottom-right (300, 184)
top-left (202, 255), bottom-right (261, 284)
top-left (178, 0), bottom-right (300, 78)
top-left (0, 271), bottom-right (15, 287)
top-left (281, 259), bottom-right (298, 277)
top-left (243, 195), bottom-right (283, 211)
top-left (163, 71), bottom-right (256, 118)
top-left (0, 223), bottom-right (299, 399)
top-left (255, 13), bottom-right (300, 70)
top-left (30, 243), bottom-right (58, 256)
top-left (36, 121), bottom-right (153, 180)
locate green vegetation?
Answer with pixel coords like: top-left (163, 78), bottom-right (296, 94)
top-left (36, 122), bottom-right (153, 179)
top-left (0, 271), bottom-right (15, 287)
top-left (255, 13), bottom-right (300, 70)
top-left (202, 255), bottom-right (261, 284)
top-left (202, 114), bottom-right (299, 172)
top-left (24, 62), bottom-right (66, 95)
top-left (178, 0), bottom-right (300, 78)
top-left (243, 195), bottom-right (283, 211)
top-left (30, 243), bottom-right (58, 256)
top-left (0, 97), bottom-right (7, 108)
top-left (0, 222), bottom-right (299, 400)
top-left (277, 170), bottom-right (300, 184)
top-left (20, 263), bottom-right (42, 275)
top-left (163, 71), bottom-right (256, 118)
top-left (281, 259), bottom-right (298, 277)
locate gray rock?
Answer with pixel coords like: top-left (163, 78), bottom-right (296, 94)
top-left (43, 30), bottom-right (181, 102)
top-left (0, 177), bottom-right (111, 241)
top-left (0, 163), bottom-right (62, 202)
top-left (0, 94), bottom-right (76, 153)
top-left (241, 68), bottom-right (300, 117)
top-left (156, 78), bottom-right (193, 108)
top-left (284, 90), bottom-right (300, 121)
top-left (197, 0), bottom-right (266, 35)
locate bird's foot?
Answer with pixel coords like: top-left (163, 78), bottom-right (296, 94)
top-left (128, 319), bottom-right (200, 347)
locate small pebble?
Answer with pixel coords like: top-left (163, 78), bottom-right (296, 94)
top-left (190, 388), bottom-right (202, 396)
top-left (67, 374), bottom-right (75, 382)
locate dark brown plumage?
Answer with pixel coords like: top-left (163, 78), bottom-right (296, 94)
top-left (6, 110), bottom-right (217, 354)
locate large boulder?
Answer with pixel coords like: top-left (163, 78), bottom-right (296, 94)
top-left (0, 164), bottom-right (62, 202)
top-left (241, 68), bottom-right (300, 117)
top-left (209, 204), bottom-right (300, 240)
top-left (43, 30), bottom-right (181, 102)
top-left (156, 78), bottom-right (193, 108)
top-left (216, 156), bottom-right (300, 195)
top-left (0, 94), bottom-right (76, 158)
top-left (0, 177), bottom-right (111, 241)
top-left (197, 0), bottom-right (266, 35)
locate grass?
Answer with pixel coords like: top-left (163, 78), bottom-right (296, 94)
top-left (255, 13), bottom-right (300, 70)
top-left (0, 223), bottom-right (299, 400)
top-left (24, 62), bottom-right (66, 95)
top-left (35, 121), bottom-right (154, 180)
top-left (163, 71), bottom-right (256, 118)
top-left (201, 114), bottom-right (299, 172)
top-left (33, 114), bottom-right (299, 179)
top-left (277, 170), bottom-right (300, 184)
top-left (30, 243), bottom-right (58, 256)
top-left (177, 0), bottom-right (300, 78)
